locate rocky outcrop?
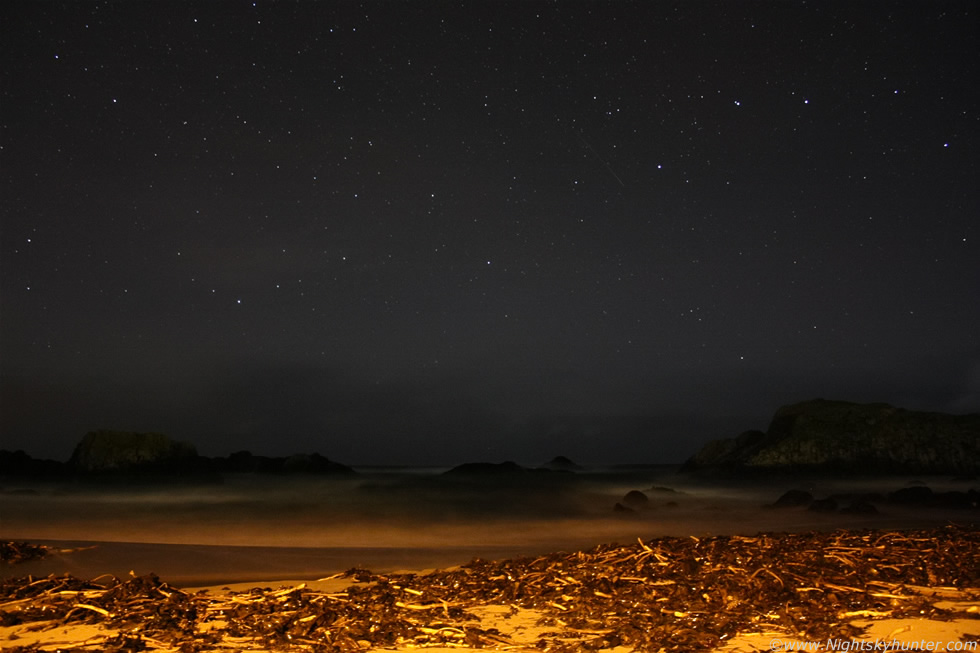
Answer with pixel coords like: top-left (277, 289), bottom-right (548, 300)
top-left (684, 399), bottom-right (980, 475)
top-left (217, 450), bottom-right (283, 474)
top-left (538, 456), bottom-right (584, 471)
top-left (767, 485), bottom-right (976, 513)
top-left (771, 489), bottom-right (813, 508)
top-left (213, 450), bottom-right (355, 474)
top-left (0, 450), bottom-right (68, 476)
top-left (621, 490), bottom-right (650, 509)
top-left (281, 453), bottom-right (355, 474)
top-left (683, 430), bottom-right (764, 470)
top-left (3, 434), bottom-right (356, 479)
top-left (69, 430), bottom-right (199, 474)
top-left (443, 461), bottom-right (528, 476)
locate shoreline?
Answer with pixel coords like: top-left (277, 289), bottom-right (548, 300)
top-left (0, 539), bottom-right (549, 588)
top-left (3, 526), bottom-right (978, 652)
top-left (7, 508), bottom-right (976, 588)
top-left (5, 471), bottom-right (978, 587)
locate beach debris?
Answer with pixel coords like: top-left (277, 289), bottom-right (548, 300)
top-left (2, 525), bottom-right (978, 652)
top-left (0, 542), bottom-right (48, 566)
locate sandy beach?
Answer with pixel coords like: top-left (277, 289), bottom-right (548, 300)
top-left (4, 0), bottom-right (978, 646)
top-left (3, 470), bottom-right (978, 651)
top-left (3, 527), bottom-right (978, 653)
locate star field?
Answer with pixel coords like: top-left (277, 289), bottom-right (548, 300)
top-left (2, 2), bottom-right (978, 465)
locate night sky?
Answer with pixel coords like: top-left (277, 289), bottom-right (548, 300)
top-left (2, 2), bottom-right (978, 466)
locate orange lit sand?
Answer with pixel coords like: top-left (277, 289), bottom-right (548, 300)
top-left (3, 576), bottom-right (977, 652)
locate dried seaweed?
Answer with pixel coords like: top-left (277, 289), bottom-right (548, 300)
top-left (1, 543), bottom-right (49, 566)
top-left (2, 526), bottom-right (978, 652)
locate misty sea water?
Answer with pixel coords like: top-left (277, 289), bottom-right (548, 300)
top-left (1, 466), bottom-right (976, 585)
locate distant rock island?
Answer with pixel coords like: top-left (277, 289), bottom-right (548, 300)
top-left (684, 399), bottom-right (980, 475)
top-left (70, 430), bottom-right (198, 474)
top-left (539, 455), bottom-right (584, 472)
top-left (443, 457), bottom-right (583, 476)
top-left (1, 430), bottom-right (355, 478)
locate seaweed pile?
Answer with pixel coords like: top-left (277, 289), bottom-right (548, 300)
top-left (1, 543), bottom-right (48, 566)
top-left (2, 526), bottom-right (979, 652)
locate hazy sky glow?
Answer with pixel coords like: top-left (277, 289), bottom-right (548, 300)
top-left (2, 2), bottom-right (978, 465)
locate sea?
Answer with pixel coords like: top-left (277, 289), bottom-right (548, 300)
top-left (1, 465), bottom-right (976, 587)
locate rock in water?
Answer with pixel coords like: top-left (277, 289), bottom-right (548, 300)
top-left (282, 453), bottom-right (356, 474)
top-left (841, 500), bottom-right (878, 514)
top-left (539, 455), bottom-right (584, 471)
top-left (888, 486), bottom-right (934, 505)
top-left (443, 461), bottom-right (528, 475)
top-left (683, 399), bottom-right (980, 475)
top-left (621, 490), bottom-right (650, 509)
top-left (0, 450), bottom-right (67, 476)
top-left (771, 489), bottom-right (813, 508)
top-left (807, 498), bottom-right (838, 512)
top-left (69, 430), bottom-right (198, 474)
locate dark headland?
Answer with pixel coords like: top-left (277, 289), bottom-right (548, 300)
top-left (682, 398), bottom-right (980, 476)
top-left (0, 429), bottom-right (355, 480)
top-left (2, 399), bottom-right (979, 652)
top-left (2, 398), bottom-right (979, 480)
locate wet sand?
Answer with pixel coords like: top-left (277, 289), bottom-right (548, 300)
top-left (3, 468), bottom-right (976, 584)
top-left (2, 470), bottom-right (978, 650)
top-left (0, 539), bottom-right (543, 587)
top-left (3, 529), bottom-right (978, 652)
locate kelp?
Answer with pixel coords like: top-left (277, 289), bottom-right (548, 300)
top-left (2, 525), bottom-right (978, 652)
top-left (1, 543), bottom-right (49, 566)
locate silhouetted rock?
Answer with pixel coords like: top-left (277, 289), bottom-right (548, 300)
top-left (808, 498), bottom-right (838, 512)
top-left (282, 453), bottom-right (355, 474)
top-left (613, 502), bottom-right (634, 514)
top-left (888, 486), bottom-right (934, 505)
top-left (932, 491), bottom-right (972, 509)
top-left (621, 490), bottom-right (650, 509)
top-left (683, 399), bottom-right (980, 475)
top-left (444, 461), bottom-right (528, 476)
top-left (213, 450), bottom-right (355, 474)
top-left (771, 489), bottom-right (813, 508)
top-left (828, 492), bottom-right (886, 505)
top-left (683, 430), bottom-right (764, 470)
top-left (539, 456), bottom-right (583, 471)
top-left (886, 486), bottom-right (979, 510)
top-left (219, 450), bottom-right (281, 473)
top-left (3, 437), bottom-right (357, 479)
top-left (69, 430), bottom-right (198, 474)
top-left (841, 500), bottom-right (878, 514)
top-left (0, 450), bottom-right (68, 476)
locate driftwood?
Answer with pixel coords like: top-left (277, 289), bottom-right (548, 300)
top-left (2, 525), bottom-right (979, 652)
